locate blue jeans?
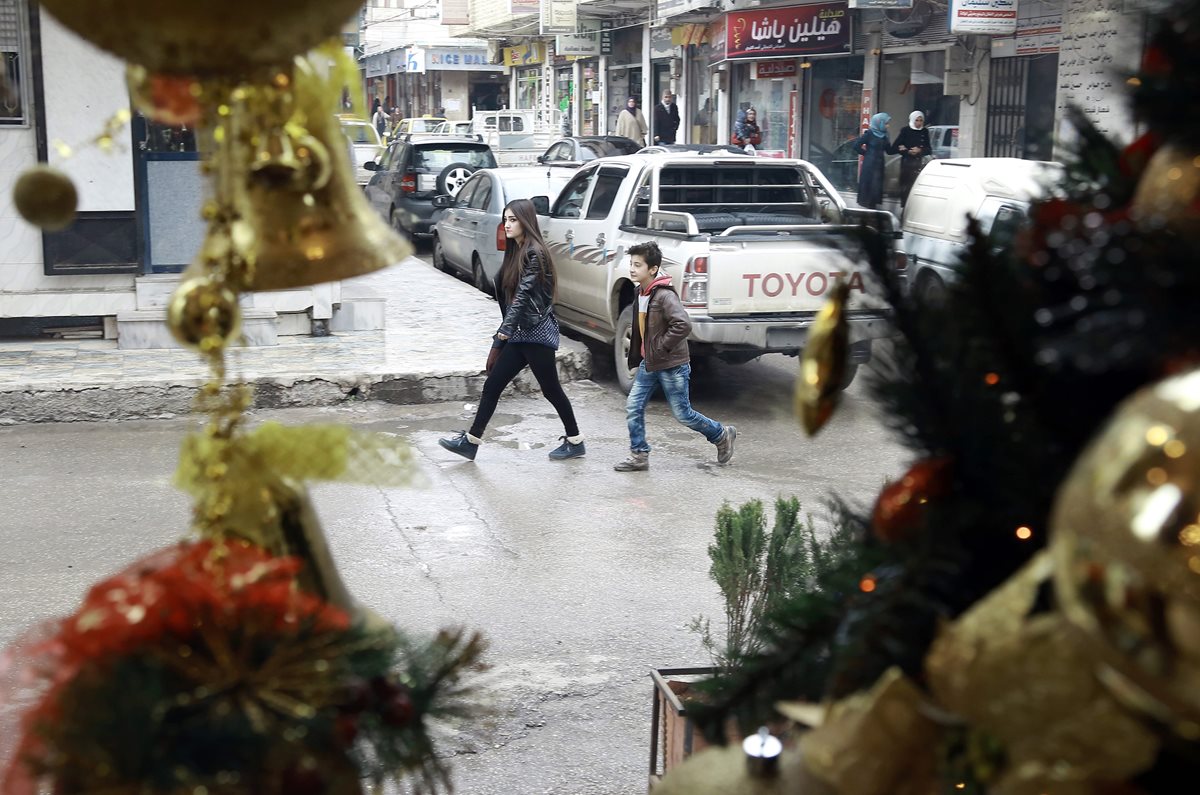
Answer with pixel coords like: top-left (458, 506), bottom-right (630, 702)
top-left (626, 362), bottom-right (724, 453)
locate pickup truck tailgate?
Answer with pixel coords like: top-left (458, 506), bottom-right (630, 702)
top-left (703, 233), bottom-right (871, 315)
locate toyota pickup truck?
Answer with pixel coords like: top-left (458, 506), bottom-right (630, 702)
top-left (532, 152), bottom-right (899, 391)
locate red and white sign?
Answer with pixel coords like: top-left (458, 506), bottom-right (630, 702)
top-left (950, 0), bottom-right (1018, 35)
top-left (725, 2), bottom-right (849, 60)
top-left (756, 60), bottom-right (799, 79)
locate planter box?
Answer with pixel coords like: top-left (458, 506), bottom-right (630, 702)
top-left (648, 666), bottom-right (720, 790)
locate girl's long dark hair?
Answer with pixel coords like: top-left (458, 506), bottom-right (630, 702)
top-left (499, 198), bottom-right (555, 301)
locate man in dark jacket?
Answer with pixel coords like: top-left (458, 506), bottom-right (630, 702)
top-left (652, 90), bottom-right (680, 145)
top-left (615, 242), bottom-right (736, 471)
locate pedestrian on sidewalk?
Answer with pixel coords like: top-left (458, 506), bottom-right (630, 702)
top-left (439, 198), bottom-right (585, 462)
top-left (853, 112), bottom-right (895, 210)
top-left (614, 242), bottom-right (736, 472)
top-left (616, 97), bottom-right (647, 147)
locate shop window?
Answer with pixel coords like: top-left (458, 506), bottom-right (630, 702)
top-left (0, 0), bottom-right (28, 125)
top-left (804, 56), bottom-right (865, 189)
top-left (730, 61), bottom-right (797, 154)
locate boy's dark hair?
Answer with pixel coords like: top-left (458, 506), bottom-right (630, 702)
top-left (629, 241), bottom-right (662, 270)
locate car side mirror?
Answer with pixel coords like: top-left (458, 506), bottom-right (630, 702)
top-left (432, 194), bottom-right (454, 209)
top-left (530, 196), bottom-right (550, 216)
top-left (536, 155), bottom-right (547, 164)
top-left (363, 161), bottom-right (378, 171)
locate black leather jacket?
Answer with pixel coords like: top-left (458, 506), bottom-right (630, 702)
top-left (494, 249), bottom-right (554, 347)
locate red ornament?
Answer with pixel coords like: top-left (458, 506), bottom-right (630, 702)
top-left (148, 75), bottom-right (201, 127)
top-left (1118, 132), bottom-right (1162, 181)
top-left (872, 457), bottom-right (952, 542)
top-left (381, 686), bottom-right (415, 730)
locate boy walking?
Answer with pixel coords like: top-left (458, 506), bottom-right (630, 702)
top-left (615, 242), bottom-right (736, 471)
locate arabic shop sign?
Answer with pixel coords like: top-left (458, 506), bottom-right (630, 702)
top-left (950, 0), bottom-right (1018, 35)
top-left (725, 2), bottom-right (850, 60)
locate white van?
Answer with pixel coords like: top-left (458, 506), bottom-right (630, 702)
top-left (469, 109), bottom-right (562, 164)
top-left (902, 158), bottom-right (1060, 303)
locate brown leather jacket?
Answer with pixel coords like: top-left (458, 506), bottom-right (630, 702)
top-left (627, 284), bottom-right (691, 372)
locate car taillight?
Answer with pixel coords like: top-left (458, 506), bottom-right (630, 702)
top-left (681, 256), bottom-right (709, 308)
top-left (894, 251), bottom-right (908, 271)
top-left (496, 221), bottom-right (506, 251)
top-left (400, 174), bottom-right (416, 193)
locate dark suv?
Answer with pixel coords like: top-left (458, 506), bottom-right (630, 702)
top-left (363, 134), bottom-right (497, 238)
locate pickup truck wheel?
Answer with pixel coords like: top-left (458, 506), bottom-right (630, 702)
top-left (917, 273), bottom-right (947, 307)
top-left (614, 304), bottom-right (636, 394)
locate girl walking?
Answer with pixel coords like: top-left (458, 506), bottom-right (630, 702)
top-left (439, 199), bottom-right (585, 462)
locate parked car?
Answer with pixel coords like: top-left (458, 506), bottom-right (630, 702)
top-left (363, 134), bottom-right (497, 238)
top-left (638, 143), bottom-right (749, 156)
top-left (466, 109), bottom-right (564, 165)
top-left (388, 116), bottom-right (447, 139)
top-left (338, 115), bottom-right (384, 187)
top-left (926, 125), bottom-right (960, 159)
top-left (431, 167), bottom-right (574, 294)
top-left (537, 136), bottom-right (641, 167)
top-left (902, 157), bottom-right (1061, 304)
top-left (432, 120), bottom-right (474, 136)
top-left (529, 153), bottom-right (899, 392)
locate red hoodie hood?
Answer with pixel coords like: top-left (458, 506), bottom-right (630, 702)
top-left (640, 273), bottom-right (673, 295)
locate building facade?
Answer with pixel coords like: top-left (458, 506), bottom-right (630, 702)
top-left (448, 0), bottom-right (1148, 200)
top-left (0, 1), bottom-right (374, 342)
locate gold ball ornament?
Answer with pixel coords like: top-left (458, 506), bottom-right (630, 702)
top-left (795, 280), bottom-right (851, 436)
top-left (39, 0), bottom-right (367, 76)
top-left (1130, 142), bottom-right (1200, 233)
top-left (167, 276), bottom-right (241, 352)
top-left (1051, 367), bottom-right (1200, 739)
top-left (13, 165), bottom-right (78, 231)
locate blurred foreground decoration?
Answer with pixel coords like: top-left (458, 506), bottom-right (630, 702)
top-left (2, 6), bottom-right (476, 795)
top-left (661, 1), bottom-right (1200, 793)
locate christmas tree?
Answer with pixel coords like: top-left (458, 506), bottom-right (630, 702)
top-left (659, 1), bottom-right (1200, 792)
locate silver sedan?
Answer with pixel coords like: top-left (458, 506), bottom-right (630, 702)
top-left (432, 167), bottom-right (574, 295)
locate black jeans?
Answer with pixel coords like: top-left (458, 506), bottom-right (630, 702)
top-left (470, 343), bottom-right (579, 438)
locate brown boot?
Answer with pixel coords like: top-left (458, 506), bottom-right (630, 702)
top-left (613, 451), bottom-right (649, 471)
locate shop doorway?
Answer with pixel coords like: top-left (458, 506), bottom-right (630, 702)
top-left (986, 54), bottom-right (1058, 160)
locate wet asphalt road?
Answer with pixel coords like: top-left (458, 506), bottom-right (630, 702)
top-left (0, 268), bottom-right (908, 794)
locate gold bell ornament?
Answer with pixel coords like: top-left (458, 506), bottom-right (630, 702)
top-left (1051, 367), bottom-right (1200, 741)
top-left (185, 57), bottom-right (410, 292)
top-left (39, 0), bottom-right (366, 76)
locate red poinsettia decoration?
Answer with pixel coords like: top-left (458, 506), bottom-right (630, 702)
top-left (1, 539), bottom-right (350, 795)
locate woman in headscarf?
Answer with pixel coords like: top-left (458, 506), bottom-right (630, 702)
top-left (731, 107), bottom-right (762, 149)
top-left (853, 112), bottom-right (895, 210)
top-left (893, 110), bottom-right (932, 207)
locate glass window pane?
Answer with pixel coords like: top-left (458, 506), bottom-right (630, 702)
top-left (586, 169), bottom-right (626, 219)
top-left (553, 172), bottom-right (593, 218)
top-left (470, 179), bottom-right (493, 211)
top-left (0, 0), bottom-right (28, 126)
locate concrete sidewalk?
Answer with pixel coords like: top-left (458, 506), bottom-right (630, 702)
top-left (0, 258), bottom-right (591, 423)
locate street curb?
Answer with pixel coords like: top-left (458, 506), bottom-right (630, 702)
top-left (0, 345), bottom-right (592, 424)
